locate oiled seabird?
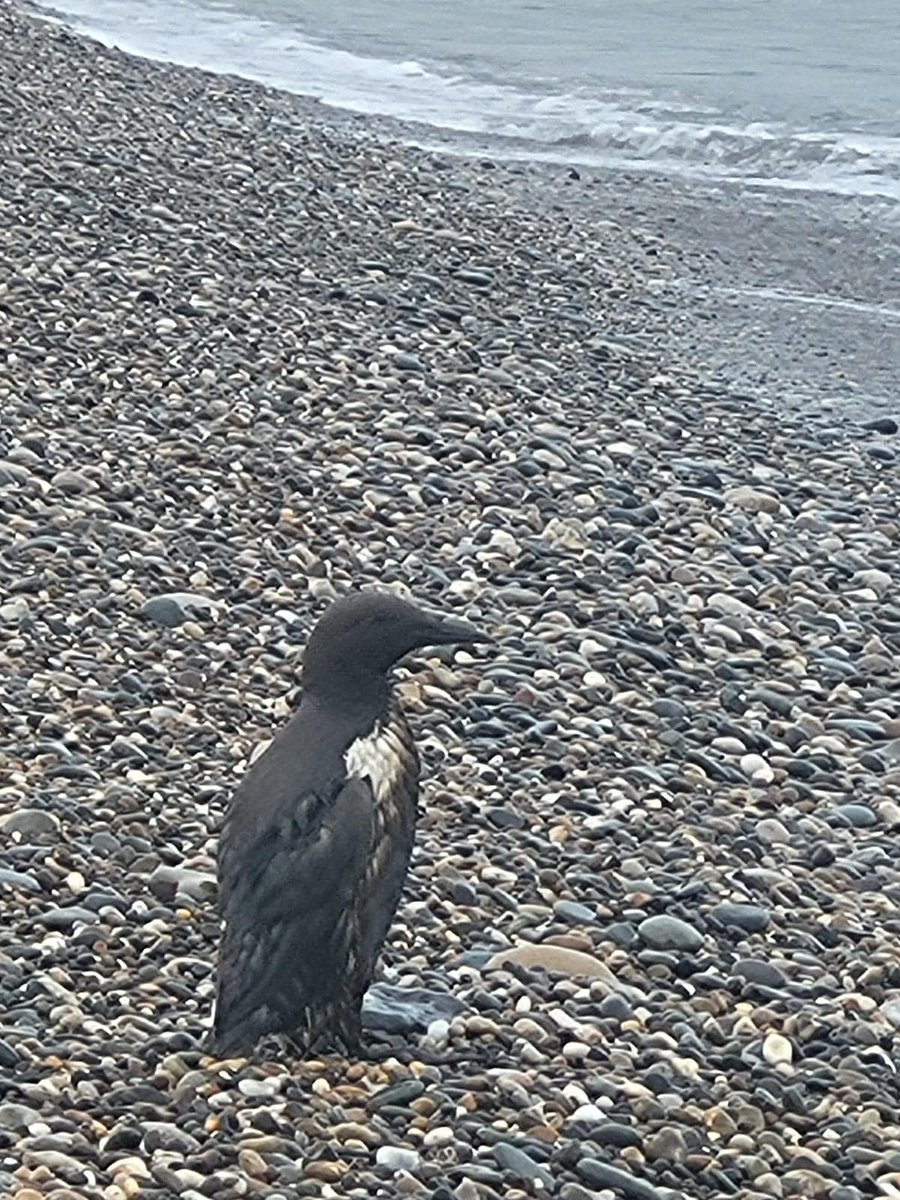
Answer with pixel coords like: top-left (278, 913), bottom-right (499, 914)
top-left (210, 590), bottom-right (490, 1057)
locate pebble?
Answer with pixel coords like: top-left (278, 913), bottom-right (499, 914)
top-left (740, 753), bottom-right (775, 785)
top-left (493, 1143), bottom-right (554, 1190)
top-left (638, 915), bottom-right (703, 952)
top-left (376, 1147), bottom-right (422, 1173)
top-left (0, 808), bottom-right (60, 837)
top-left (577, 1159), bottom-right (668, 1199)
top-left (762, 1031), bottom-right (794, 1069)
top-left (710, 903), bottom-right (771, 932)
top-left (828, 803), bottom-right (878, 828)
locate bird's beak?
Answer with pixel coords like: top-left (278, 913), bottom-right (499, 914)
top-left (423, 614), bottom-right (493, 648)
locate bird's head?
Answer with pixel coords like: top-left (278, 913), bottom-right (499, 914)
top-left (301, 590), bottom-right (490, 701)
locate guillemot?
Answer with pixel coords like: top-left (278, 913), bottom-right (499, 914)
top-left (211, 589), bottom-right (489, 1057)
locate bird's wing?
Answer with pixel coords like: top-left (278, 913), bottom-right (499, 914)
top-left (212, 774), bottom-right (375, 1055)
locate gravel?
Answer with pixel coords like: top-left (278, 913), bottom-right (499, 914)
top-left (1, 4), bottom-right (899, 1200)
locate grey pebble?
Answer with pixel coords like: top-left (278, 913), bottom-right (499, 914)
top-left (493, 1142), bottom-right (554, 1190)
top-left (828, 803), bottom-right (878, 828)
top-left (732, 958), bottom-right (788, 989)
top-left (0, 808), bottom-right (60, 837)
top-left (638, 914), bottom-right (703, 952)
top-left (142, 591), bottom-right (218, 628)
top-left (710, 902), bottom-right (771, 933)
top-left (576, 1158), bottom-right (669, 1200)
top-left (362, 982), bottom-right (466, 1034)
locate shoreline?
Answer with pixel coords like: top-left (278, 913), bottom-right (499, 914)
top-left (26, 0), bottom-right (900, 420)
top-left (2, 4), bottom-right (900, 1200)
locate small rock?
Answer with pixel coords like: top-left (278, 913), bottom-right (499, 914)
top-left (644, 1126), bottom-right (688, 1163)
top-left (756, 818), bottom-right (790, 845)
top-left (375, 1146), bottom-right (421, 1172)
top-left (493, 1143), bottom-right (553, 1190)
top-left (0, 1102), bottom-right (41, 1128)
top-left (740, 753), bottom-right (775, 785)
top-left (487, 944), bottom-right (642, 997)
top-left (33, 905), bottom-right (99, 929)
top-left (762, 1031), bottom-right (793, 1068)
top-left (577, 1158), bottom-right (667, 1199)
top-left (0, 808), bottom-right (61, 838)
top-left (638, 914), bottom-right (703, 952)
top-left (725, 484), bottom-right (780, 514)
top-left (828, 804), bottom-right (878, 828)
top-left (710, 903), bottom-right (771, 933)
top-left (363, 983), bottom-right (465, 1034)
top-left (148, 864), bottom-right (217, 902)
top-left (142, 592), bottom-right (220, 628)
top-left (733, 959), bottom-right (788, 989)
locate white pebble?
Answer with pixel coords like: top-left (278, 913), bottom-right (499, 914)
top-left (375, 1147), bottom-right (421, 1172)
top-left (740, 753), bottom-right (775, 785)
top-left (762, 1031), bottom-right (793, 1068)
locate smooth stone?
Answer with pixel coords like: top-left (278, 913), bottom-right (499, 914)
top-left (0, 809), bottom-right (60, 837)
top-left (32, 906), bottom-right (99, 929)
top-left (148, 864), bottom-right (217, 902)
top-left (375, 1146), bottom-right (421, 1172)
top-left (756, 818), bottom-right (791, 845)
top-left (0, 1102), bottom-right (41, 1128)
top-left (0, 1038), bottom-right (20, 1068)
top-left (0, 597), bottom-right (30, 622)
top-left (638, 914), bottom-right (703, 952)
top-left (828, 804), bottom-right (878, 828)
top-left (644, 1126), bottom-right (688, 1163)
top-left (142, 591), bottom-right (219, 628)
top-left (487, 943), bottom-right (643, 998)
top-left (577, 1158), bottom-right (668, 1199)
top-left (732, 959), bottom-right (788, 989)
top-left (0, 867), bottom-right (42, 892)
top-left (485, 806), bottom-right (526, 831)
top-left (554, 900), bottom-right (597, 924)
top-left (863, 416), bottom-right (898, 434)
top-left (493, 1142), bottom-right (554, 1190)
top-left (762, 1031), bottom-right (793, 1068)
top-left (724, 485), bottom-right (780, 513)
top-left (740, 753), bottom-right (775, 785)
top-left (710, 903), bottom-right (771, 933)
top-left (362, 982), bottom-right (465, 1034)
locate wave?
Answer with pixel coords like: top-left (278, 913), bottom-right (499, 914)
top-left (39, 0), bottom-right (900, 202)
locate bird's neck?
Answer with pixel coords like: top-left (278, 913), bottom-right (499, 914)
top-left (300, 671), bottom-right (391, 736)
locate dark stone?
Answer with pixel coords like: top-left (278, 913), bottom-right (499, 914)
top-left (493, 1142), bottom-right (554, 1190)
top-left (362, 982), bottom-right (465, 1034)
top-left (862, 417), bottom-right (898, 434)
top-left (731, 958), bottom-right (787, 989)
top-left (576, 1158), bottom-right (666, 1199)
top-left (710, 903), bottom-right (771, 933)
top-left (485, 806), bottom-right (526, 831)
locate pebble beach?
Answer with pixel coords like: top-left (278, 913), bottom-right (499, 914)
top-left (2, 2), bottom-right (900, 1198)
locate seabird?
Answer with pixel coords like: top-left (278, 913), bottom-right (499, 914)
top-left (211, 589), bottom-right (489, 1057)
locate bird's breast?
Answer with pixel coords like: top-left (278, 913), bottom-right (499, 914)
top-left (344, 717), bottom-right (415, 811)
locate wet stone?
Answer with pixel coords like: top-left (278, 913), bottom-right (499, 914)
top-left (638, 915), bottom-right (703, 952)
top-left (363, 982), bottom-right (465, 1034)
top-left (732, 959), bottom-right (788, 989)
top-left (493, 1143), bottom-right (554, 1190)
top-left (827, 804), bottom-right (878, 828)
top-left (0, 809), bottom-right (60, 838)
top-left (710, 903), bottom-right (771, 933)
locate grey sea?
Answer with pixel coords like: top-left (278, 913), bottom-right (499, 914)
top-left (36, 0), bottom-right (900, 199)
top-left (35, 0), bottom-right (900, 410)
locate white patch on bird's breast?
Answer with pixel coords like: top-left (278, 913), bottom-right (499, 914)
top-left (344, 721), bottom-right (408, 807)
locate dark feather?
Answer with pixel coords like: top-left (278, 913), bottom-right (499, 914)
top-left (211, 699), bottom-right (419, 1056)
